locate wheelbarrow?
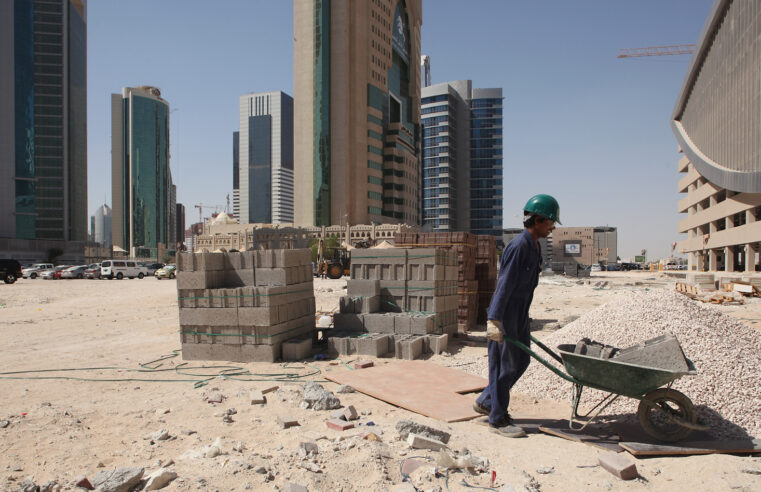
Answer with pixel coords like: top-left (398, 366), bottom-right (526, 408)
top-left (504, 333), bottom-right (708, 442)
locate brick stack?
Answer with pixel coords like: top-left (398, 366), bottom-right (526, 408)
top-left (176, 250), bottom-right (315, 363)
top-left (394, 231), bottom-right (480, 332)
top-left (330, 247), bottom-right (456, 359)
top-left (475, 235), bottom-right (498, 324)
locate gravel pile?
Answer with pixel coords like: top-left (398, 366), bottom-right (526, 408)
top-left (505, 289), bottom-right (761, 439)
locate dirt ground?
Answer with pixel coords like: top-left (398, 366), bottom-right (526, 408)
top-left (1, 272), bottom-right (759, 491)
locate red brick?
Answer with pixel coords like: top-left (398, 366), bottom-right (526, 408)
top-left (325, 419), bottom-right (355, 431)
top-left (353, 360), bottom-right (374, 369)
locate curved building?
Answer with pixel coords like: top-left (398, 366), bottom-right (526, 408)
top-left (672, 0), bottom-right (761, 272)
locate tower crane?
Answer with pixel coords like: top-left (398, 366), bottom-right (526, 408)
top-left (194, 203), bottom-right (225, 224)
top-left (617, 44), bottom-right (695, 59)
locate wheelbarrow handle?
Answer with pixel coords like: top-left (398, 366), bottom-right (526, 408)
top-left (503, 334), bottom-right (580, 384)
top-left (530, 335), bottom-right (564, 364)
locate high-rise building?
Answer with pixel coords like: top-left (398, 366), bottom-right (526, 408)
top-left (421, 80), bottom-right (503, 238)
top-left (238, 91), bottom-right (294, 224)
top-left (169, 183), bottom-right (177, 248)
top-left (0, 0), bottom-right (88, 243)
top-left (111, 86), bottom-right (173, 258)
top-left (93, 204), bottom-right (112, 247)
top-left (175, 203), bottom-right (185, 251)
top-left (232, 131), bottom-right (240, 220)
top-left (293, 0), bottom-right (423, 227)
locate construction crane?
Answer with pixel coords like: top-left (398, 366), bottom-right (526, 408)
top-left (194, 203), bottom-right (224, 224)
top-left (617, 44), bottom-right (695, 59)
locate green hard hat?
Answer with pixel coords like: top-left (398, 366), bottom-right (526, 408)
top-left (524, 194), bottom-right (561, 224)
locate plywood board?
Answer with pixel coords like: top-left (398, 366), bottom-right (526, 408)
top-left (620, 439), bottom-right (761, 456)
top-left (324, 361), bottom-right (488, 422)
top-left (539, 423), bottom-right (623, 453)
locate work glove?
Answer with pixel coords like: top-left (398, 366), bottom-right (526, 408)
top-left (486, 319), bottom-right (503, 343)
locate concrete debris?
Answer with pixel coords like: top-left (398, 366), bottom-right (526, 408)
top-left (277, 415), bottom-right (300, 429)
top-left (396, 419), bottom-right (451, 444)
top-left (250, 390), bottom-right (267, 405)
top-left (326, 419), bottom-right (354, 431)
top-left (336, 385), bottom-right (356, 393)
top-left (436, 449), bottom-right (488, 471)
top-left (284, 483), bottom-right (309, 492)
top-left (144, 468), bottom-right (178, 491)
top-left (91, 467), bottom-right (144, 492)
top-left (407, 433), bottom-right (448, 451)
top-left (206, 393), bottom-right (224, 403)
top-left (300, 462), bottom-right (322, 473)
top-left (536, 467), bottom-right (555, 475)
top-left (18, 478), bottom-right (39, 492)
top-left (301, 382), bottom-right (341, 410)
top-left (598, 452), bottom-right (637, 480)
top-left (73, 475), bottom-right (93, 490)
top-left (40, 480), bottom-right (60, 492)
top-left (343, 405), bottom-right (359, 421)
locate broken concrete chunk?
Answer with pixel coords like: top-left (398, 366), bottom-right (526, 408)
top-left (301, 382), bottom-right (341, 410)
top-left (336, 385), bottom-right (356, 394)
top-left (598, 451), bottom-right (637, 480)
top-left (284, 483), bottom-right (309, 492)
top-left (299, 441), bottom-right (319, 455)
top-left (144, 468), bottom-right (178, 490)
top-left (343, 405), bottom-right (359, 421)
top-left (206, 393), bottom-right (224, 403)
top-left (277, 415), bottom-right (300, 429)
top-left (407, 432), bottom-right (448, 451)
top-left (91, 467), bottom-right (144, 492)
top-left (250, 390), bottom-right (267, 405)
top-left (395, 419), bottom-right (451, 444)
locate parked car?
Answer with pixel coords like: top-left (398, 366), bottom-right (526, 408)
top-left (22, 263), bottom-right (54, 279)
top-left (0, 259), bottom-right (22, 284)
top-left (101, 260), bottom-right (149, 279)
top-left (590, 264), bottom-right (602, 272)
top-left (42, 266), bottom-right (69, 280)
top-left (61, 265), bottom-right (88, 279)
top-left (606, 264), bottom-right (621, 271)
top-left (142, 262), bottom-right (165, 275)
top-left (84, 263), bottom-right (101, 279)
top-left (154, 264), bottom-right (177, 279)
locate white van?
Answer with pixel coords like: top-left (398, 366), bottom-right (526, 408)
top-left (101, 260), bottom-right (149, 280)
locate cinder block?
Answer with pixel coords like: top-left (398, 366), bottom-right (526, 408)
top-left (238, 306), bottom-right (280, 326)
top-left (282, 336), bottom-right (313, 361)
top-left (238, 286), bottom-right (256, 307)
top-left (257, 250), bottom-right (276, 268)
top-left (598, 451), bottom-right (638, 480)
top-left (410, 314), bottom-right (435, 334)
top-left (339, 295), bottom-right (381, 314)
top-left (224, 269), bottom-right (255, 287)
top-left (224, 252), bottom-right (244, 270)
top-left (356, 334), bottom-right (391, 356)
top-left (256, 286), bottom-right (288, 307)
top-left (363, 313), bottom-right (396, 333)
top-left (255, 268), bottom-right (287, 286)
top-left (178, 289), bottom-right (204, 308)
top-left (275, 249), bottom-right (312, 267)
top-left (423, 334), bottom-right (448, 355)
top-left (176, 252), bottom-right (194, 272)
top-left (176, 270), bottom-right (224, 289)
top-left (398, 336), bottom-right (424, 360)
top-left (258, 316), bottom-right (314, 346)
top-left (208, 288), bottom-right (238, 308)
top-left (393, 335), bottom-right (411, 359)
top-left (327, 336), bottom-right (354, 356)
top-left (407, 433), bottom-right (447, 451)
top-left (179, 307), bottom-right (238, 327)
top-left (346, 280), bottom-right (381, 297)
top-left (334, 313), bottom-right (365, 331)
top-left (394, 315), bottom-right (411, 334)
top-left (181, 341), bottom-right (280, 362)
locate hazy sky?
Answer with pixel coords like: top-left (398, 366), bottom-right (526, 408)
top-left (86, 0), bottom-right (714, 259)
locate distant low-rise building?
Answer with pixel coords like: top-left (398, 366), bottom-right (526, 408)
top-left (550, 226), bottom-right (617, 273)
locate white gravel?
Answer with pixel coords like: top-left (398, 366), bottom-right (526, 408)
top-left (472, 288), bottom-right (761, 439)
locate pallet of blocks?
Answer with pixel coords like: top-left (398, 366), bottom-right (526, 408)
top-left (330, 247), bottom-right (457, 360)
top-left (475, 235), bottom-right (498, 325)
top-left (394, 231), bottom-right (479, 332)
top-left (176, 250), bottom-right (316, 363)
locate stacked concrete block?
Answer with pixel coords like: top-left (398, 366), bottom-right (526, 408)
top-left (475, 235), bottom-right (498, 325)
top-left (327, 332), bottom-right (445, 358)
top-left (177, 250), bottom-right (315, 363)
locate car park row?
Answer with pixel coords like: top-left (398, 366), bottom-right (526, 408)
top-left (10, 261), bottom-right (176, 282)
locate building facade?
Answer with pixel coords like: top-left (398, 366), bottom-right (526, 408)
top-left (93, 204), bottom-right (111, 247)
top-left (551, 226), bottom-right (618, 272)
top-left (176, 203), bottom-right (185, 251)
top-left (232, 131), bottom-right (240, 220)
top-left (111, 86), bottom-right (173, 258)
top-left (673, 0), bottom-right (761, 273)
top-left (0, 0), bottom-right (88, 244)
top-left (238, 91), bottom-right (294, 224)
top-left (503, 228), bottom-right (552, 267)
top-left (421, 80), bottom-right (503, 238)
top-left (293, 0), bottom-right (423, 227)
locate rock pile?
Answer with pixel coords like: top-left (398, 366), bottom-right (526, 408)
top-left (511, 289), bottom-right (761, 439)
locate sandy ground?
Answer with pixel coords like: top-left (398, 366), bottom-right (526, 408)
top-left (1, 272), bottom-right (760, 491)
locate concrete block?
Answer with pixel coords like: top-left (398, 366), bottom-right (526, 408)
top-left (346, 280), bottom-right (381, 297)
top-left (224, 269), bottom-right (255, 287)
top-left (326, 419), bottom-right (354, 431)
top-left (343, 405), bottom-right (359, 420)
top-left (277, 415), bottom-right (300, 429)
top-left (445, 266), bottom-right (459, 281)
top-left (180, 341), bottom-right (280, 362)
top-left (176, 270), bottom-right (224, 289)
top-left (257, 250), bottom-right (275, 268)
top-left (250, 390), bottom-right (266, 405)
top-left (333, 313), bottom-right (365, 331)
top-left (275, 249), bottom-right (312, 267)
top-left (406, 433), bottom-right (447, 451)
top-left (258, 316), bottom-right (314, 346)
top-left (410, 314), bottom-right (435, 334)
top-left (393, 314), bottom-right (412, 334)
top-left (424, 334), bottom-right (448, 355)
top-left (176, 252), bottom-right (195, 272)
top-left (178, 289), bottom-right (204, 308)
top-left (238, 307), bottom-right (279, 327)
top-left (398, 336), bottom-right (424, 360)
top-left (340, 295), bottom-right (381, 314)
top-left (237, 286), bottom-right (256, 307)
top-left (363, 313), bottom-right (396, 333)
top-left (256, 286), bottom-right (288, 307)
top-left (284, 483), bottom-right (308, 492)
top-left (598, 451), bottom-right (638, 480)
top-left (378, 262), bottom-right (406, 280)
top-left (224, 252), bottom-right (244, 270)
top-left (327, 336), bottom-right (354, 356)
top-left (282, 336), bottom-right (312, 361)
top-left (179, 307), bottom-right (238, 327)
top-left (356, 334), bottom-right (391, 357)
top-left (393, 335), bottom-right (411, 359)
top-left (255, 268), bottom-right (288, 286)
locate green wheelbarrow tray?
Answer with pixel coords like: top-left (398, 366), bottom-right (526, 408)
top-left (503, 334), bottom-right (708, 442)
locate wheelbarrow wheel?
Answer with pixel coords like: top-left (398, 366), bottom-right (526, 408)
top-left (637, 388), bottom-right (697, 442)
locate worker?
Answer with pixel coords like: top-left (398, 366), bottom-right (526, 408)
top-left (474, 194), bottom-right (560, 437)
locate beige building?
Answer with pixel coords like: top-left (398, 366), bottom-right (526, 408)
top-left (550, 227), bottom-right (618, 272)
top-left (294, 0), bottom-right (422, 227)
top-left (672, 1), bottom-right (761, 272)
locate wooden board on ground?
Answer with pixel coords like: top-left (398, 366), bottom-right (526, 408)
top-left (324, 361), bottom-right (487, 422)
top-left (539, 422), bottom-right (624, 453)
top-left (620, 439), bottom-right (761, 456)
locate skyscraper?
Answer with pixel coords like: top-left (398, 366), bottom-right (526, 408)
top-left (93, 204), bottom-right (112, 247)
top-left (111, 86), bottom-right (173, 257)
top-left (0, 0), bottom-right (88, 243)
top-left (175, 203), bottom-right (185, 251)
top-left (238, 91), bottom-right (294, 224)
top-left (293, 0), bottom-right (423, 227)
top-left (421, 80), bottom-right (503, 238)
top-left (232, 131), bottom-right (240, 220)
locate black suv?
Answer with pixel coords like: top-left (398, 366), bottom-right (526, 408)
top-left (0, 259), bottom-right (22, 284)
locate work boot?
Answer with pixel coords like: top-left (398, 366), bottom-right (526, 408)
top-left (473, 401), bottom-right (490, 416)
top-left (489, 415), bottom-right (526, 438)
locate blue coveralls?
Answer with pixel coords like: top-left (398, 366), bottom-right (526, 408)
top-left (476, 229), bottom-right (542, 425)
